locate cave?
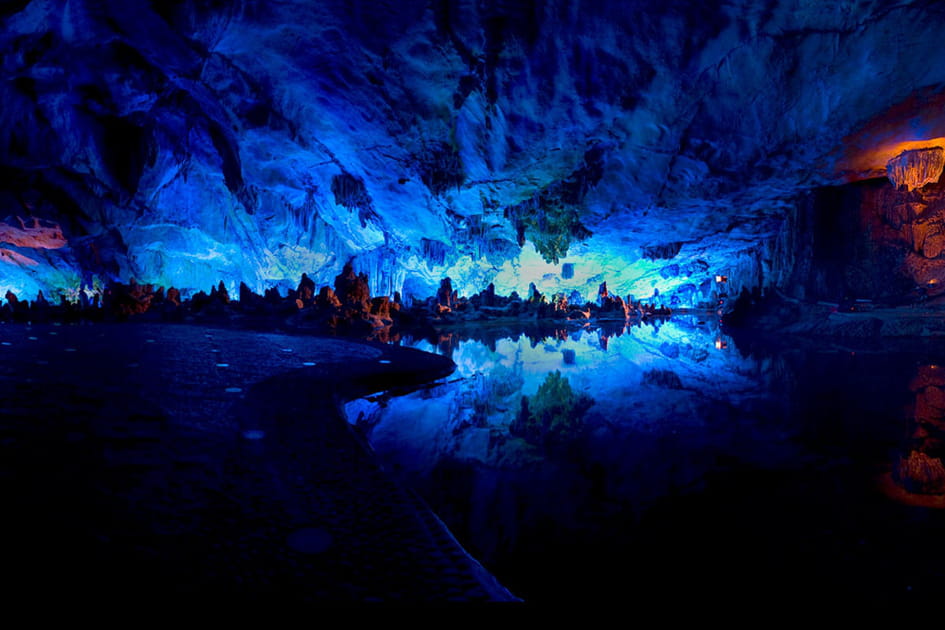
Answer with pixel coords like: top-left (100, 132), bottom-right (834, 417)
top-left (4, 0), bottom-right (945, 610)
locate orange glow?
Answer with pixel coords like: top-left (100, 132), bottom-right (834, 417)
top-left (877, 472), bottom-right (945, 509)
top-left (0, 217), bottom-right (67, 250)
top-left (845, 137), bottom-right (945, 178)
top-left (834, 90), bottom-right (945, 182)
top-left (0, 248), bottom-right (39, 267)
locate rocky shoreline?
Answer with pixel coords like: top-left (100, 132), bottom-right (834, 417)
top-left (0, 321), bottom-right (520, 603)
top-left (723, 289), bottom-right (945, 338)
top-left (2, 262), bottom-right (672, 342)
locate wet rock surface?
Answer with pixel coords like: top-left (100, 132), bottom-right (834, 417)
top-left (0, 322), bottom-right (516, 603)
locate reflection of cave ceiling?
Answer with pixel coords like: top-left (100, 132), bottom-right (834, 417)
top-left (4, 0), bottom-right (945, 303)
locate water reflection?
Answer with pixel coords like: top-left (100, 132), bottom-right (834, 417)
top-left (880, 364), bottom-right (945, 507)
top-left (349, 318), bottom-right (778, 483)
top-left (346, 319), bottom-right (945, 604)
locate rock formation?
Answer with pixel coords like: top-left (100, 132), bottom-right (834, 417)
top-left (887, 147), bottom-right (945, 191)
top-left (5, 2), bottom-right (945, 310)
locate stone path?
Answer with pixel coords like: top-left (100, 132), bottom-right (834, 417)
top-left (0, 322), bottom-right (518, 603)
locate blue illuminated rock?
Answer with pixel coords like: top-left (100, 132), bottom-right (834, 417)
top-left (3, 1), bottom-right (945, 307)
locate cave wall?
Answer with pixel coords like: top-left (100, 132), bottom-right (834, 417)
top-left (5, 2), bottom-right (945, 304)
top-left (765, 173), bottom-right (945, 304)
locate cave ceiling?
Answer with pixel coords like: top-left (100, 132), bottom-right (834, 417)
top-left (3, 0), bottom-right (945, 302)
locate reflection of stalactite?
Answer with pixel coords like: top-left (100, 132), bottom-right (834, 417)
top-left (509, 370), bottom-right (594, 447)
top-left (882, 364), bottom-right (945, 507)
top-left (457, 365), bottom-right (525, 429)
top-left (895, 451), bottom-right (945, 494)
top-left (431, 332), bottom-right (460, 358)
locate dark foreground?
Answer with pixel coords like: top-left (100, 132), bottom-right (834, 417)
top-left (352, 322), bottom-right (945, 610)
top-left (0, 322), bottom-right (517, 604)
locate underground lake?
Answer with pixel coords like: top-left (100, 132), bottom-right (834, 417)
top-left (348, 319), bottom-right (945, 605)
top-left (3, 315), bottom-right (945, 606)
top-left (6, 0), bottom-right (945, 608)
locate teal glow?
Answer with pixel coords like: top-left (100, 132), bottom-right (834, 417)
top-left (345, 317), bottom-right (748, 476)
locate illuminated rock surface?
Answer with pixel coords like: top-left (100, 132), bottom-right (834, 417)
top-left (9, 1), bottom-right (945, 606)
top-left (4, 1), bottom-right (945, 305)
top-left (886, 147), bottom-right (945, 191)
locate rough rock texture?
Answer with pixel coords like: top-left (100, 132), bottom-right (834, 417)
top-left (5, 1), bottom-right (945, 305)
top-left (886, 147), bottom-right (945, 191)
top-left (758, 172), bottom-right (945, 306)
top-left (895, 451), bottom-right (945, 494)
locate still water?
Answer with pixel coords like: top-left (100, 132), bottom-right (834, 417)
top-left (347, 316), bottom-right (945, 604)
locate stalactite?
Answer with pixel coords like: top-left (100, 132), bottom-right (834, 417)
top-left (641, 242), bottom-right (683, 261)
top-left (887, 147), bottom-right (945, 191)
top-left (715, 244), bottom-right (772, 311)
top-left (421, 238), bottom-right (449, 267)
top-left (416, 141), bottom-right (465, 196)
top-left (352, 247), bottom-right (405, 298)
top-left (330, 172), bottom-right (377, 227)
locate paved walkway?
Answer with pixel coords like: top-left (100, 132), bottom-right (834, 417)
top-left (0, 322), bottom-right (518, 603)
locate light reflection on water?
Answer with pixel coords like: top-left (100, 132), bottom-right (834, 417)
top-left (346, 317), bottom-right (945, 603)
